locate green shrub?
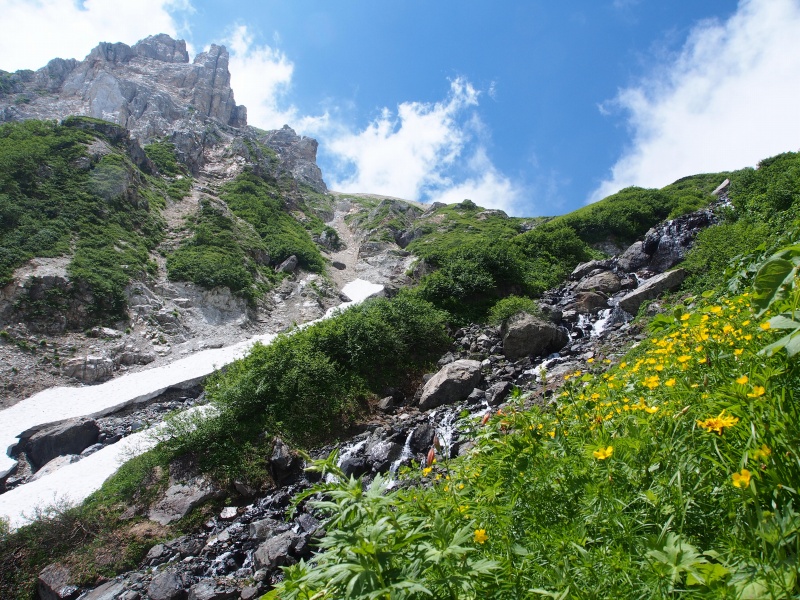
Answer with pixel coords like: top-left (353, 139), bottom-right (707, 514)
top-left (144, 141), bottom-right (181, 176)
top-left (220, 171), bottom-right (326, 272)
top-left (168, 294), bottom-right (449, 475)
top-left (488, 295), bottom-right (539, 324)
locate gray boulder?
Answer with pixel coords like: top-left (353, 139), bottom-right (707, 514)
top-left (617, 269), bottom-right (686, 315)
top-left (187, 581), bottom-right (238, 600)
top-left (148, 477), bottom-right (221, 525)
top-left (79, 580), bottom-right (127, 600)
top-left (486, 381), bottom-right (513, 407)
top-left (570, 260), bottom-right (611, 280)
top-left (147, 571), bottom-right (186, 600)
top-left (409, 423), bottom-right (435, 454)
top-left (418, 360), bottom-right (483, 411)
top-left (617, 241), bottom-right (650, 272)
top-left (249, 517), bottom-right (289, 541)
top-left (501, 313), bottom-right (569, 361)
top-left (270, 437), bottom-right (301, 483)
top-left (576, 271), bottom-right (621, 295)
top-left (253, 530), bottom-right (304, 571)
top-left (275, 255), bottom-right (298, 273)
top-left (62, 355), bottom-right (114, 383)
top-left (37, 564), bottom-right (79, 600)
top-left (16, 418), bottom-right (99, 470)
top-left (567, 292), bottom-right (609, 315)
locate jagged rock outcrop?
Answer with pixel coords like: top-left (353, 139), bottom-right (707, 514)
top-left (0, 34), bottom-right (246, 167)
top-left (258, 125), bottom-right (327, 193)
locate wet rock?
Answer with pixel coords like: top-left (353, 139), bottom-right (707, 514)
top-left (340, 456), bottom-right (370, 478)
top-left (410, 423), bottom-right (435, 453)
top-left (275, 255), bottom-right (298, 273)
top-left (366, 440), bottom-right (402, 473)
top-left (617, 241), bottom-right (649, 272)
top-left (617, 269), bottom-right (686, 315)
top-left (147, 571), bottom-right (186, 600)
top-left (240, 587), bottom-right (260, 600)
top-left (253, 530), bottom-right (303, 571)
top-left (220, 507), bottom-right (238, 520)
top-left (486, 381), bottom-right (513, 407)
top-left (14, 418), bottom-right (99, 470)
top-left (576, 271), bottom-right (621, 295)
top-left (501, 313), bottom-right (568, 361)
top-left (418, 359), bottom-right (483, 410)
top-left (37, 564), bottom-right (79, 600)
top-left (62, 355), bottom-right (114, 383)
top-left (570, 260), bottom-right (611, 280)
top-left (249, 517), bottom-right (288, 541)
top-left (188, 581), bottom-right (238, 600)
top-left (567, 292), bottom-right (609, 315)
top-left (148, 477), bottom-right (222, 525)
top-left (466, 388), bottom-right (486, 405)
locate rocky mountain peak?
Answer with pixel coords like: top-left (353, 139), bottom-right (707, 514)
top-left (258, 125), bottom-right (325, 191)
top-left (0, 33), bottom-right (247, 152)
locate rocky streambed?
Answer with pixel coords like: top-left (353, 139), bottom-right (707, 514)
top-left (19, 202), bottom-right (719, 599)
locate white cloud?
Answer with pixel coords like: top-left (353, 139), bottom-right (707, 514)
top-left (0, 0), bottom-right (192, 71)
top-left (225, 25), bottom-right (302, 131)
top-left (320, 78), bottom-right (525, 214)
top-left (591, 0), bottom-right (800, 203)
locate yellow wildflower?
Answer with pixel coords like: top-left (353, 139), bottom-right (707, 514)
top-left (736, 375), bottom-right (749, 385)
top-left (644, 405), bottom-right (659, 414)
top-left (732, 469), bottom-right (751, 488)
top-left (665, 378), bottom-right (676, 387)
top-left (681, 313), bottom-right (691, 321)
top-left (760, 321), bottom-right (771, 330)
top-left (678, 355), bottom-right (692, 363)
top-left (697, 410), bottom-right (739, 434)
top-left (422, 467), bottom-right (432, 476)
top-left (474, 529), bottom-right (488, 544)
top-left (593, 446), bottom-right (614, 460)
top-left (747, 386), bottom-right (766, 398)
top-left (710, 306), bottom-right (723, 314)
top-left (752, 445), bottom-right (771, 461)
top-left (587, 358), bottom-right (594, 363)
top-left (643, 375), bottom-right (660, 389)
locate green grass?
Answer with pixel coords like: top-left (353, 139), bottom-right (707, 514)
top-left (0, 119), bottom-right (166, 322)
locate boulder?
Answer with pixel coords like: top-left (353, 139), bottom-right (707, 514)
top-left (148, 477), bottom-right (221, 525)
top-left (567, 292), bottom-right (609, 315)
top-left (576, 271), bottom-right (621, 295)
top-left (31, 454), bottom-right (80, 480)
top-left (486, 381), bottom-right (513, 407)
top-left (418, 360), bottom-right (483, 411)
top-left (253, 530), bottom-right (304, 571)
top-left (501, 313), bottom-right (569, 361)
top-left (147, 571), bottom-right (186, 600)
top-left (409, 423), bottom-right (435, 454)
top-left (275, 255), bottom-right (299, 273)
top-left (376, 396), bottom-right (394, 413)
top-left (617, 241), bottom-right (650, 272)
top-left (17, 418), bottom-right (99, 470)
top-left (331, 261), bottom-right (346, 270)
top-left (570, 260), bottom-right (611, 280)
top-left (79, 580), bottom-right (127, 600)
top-left (617, 269), bottom-right (686, 315)
top-left (248, 517), bottom-right (288, 541)
top-left (366, 440), bottom-right (402, 473)
top-left (37, 564), bottom-right (79, 600)
top-left (62, 355), bottom-right (114, 383)
top-left (270, 437), bottom-right (301, 483)
top-left (187, 581), bottom-right (238, 600)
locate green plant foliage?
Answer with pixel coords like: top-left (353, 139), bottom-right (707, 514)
top-left (144, 140), bottom-right (181, 176)
top-left (274, 256), bottom-right (800, 599)
top-left (0, 119), bottom-right (164, 321)
top-left (220, 171), bottom-right (326, 272)
top-left (548, 178), bottom-right (723, 247)
top-left (167, 198), bottom-right (268, 297)
top-left (487, 295), bottom-right (540, 324)
top-left (165, 294), bottom-right (449, 477)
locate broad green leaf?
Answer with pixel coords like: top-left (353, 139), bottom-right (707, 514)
top-left (752, 257), bottom-right (796, 315)
top-left (767, 315), bottom-right (800, 330)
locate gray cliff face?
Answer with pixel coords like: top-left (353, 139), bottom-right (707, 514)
top-left (0, 34), bottom-right (328, 191)
top-left (0, 34), bottom-right (247, 168)
top-left (259, 125), bottom-right (327, 193)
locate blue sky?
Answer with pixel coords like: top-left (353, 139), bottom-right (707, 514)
top-left (2, 0), bottom-right (800, 216)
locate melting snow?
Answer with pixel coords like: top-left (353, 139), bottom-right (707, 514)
top-left (0, 279), bottom-right (383, 529)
